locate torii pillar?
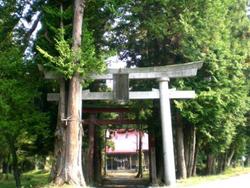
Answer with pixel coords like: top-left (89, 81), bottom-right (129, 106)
top-left (159, 77), bottom-right (176, 185)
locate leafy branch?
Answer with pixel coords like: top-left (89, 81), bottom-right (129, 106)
top-left (37, 28), bottom-right (106, 79)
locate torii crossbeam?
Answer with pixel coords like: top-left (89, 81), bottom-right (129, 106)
top-left (42, 61), bottom-right (203, 186)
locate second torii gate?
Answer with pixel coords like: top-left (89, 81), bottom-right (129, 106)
top-left (45, 61), bottom-right (203, 186)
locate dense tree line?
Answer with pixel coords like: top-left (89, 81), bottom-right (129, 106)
top-left (0, 0), bottom-right (249, 187)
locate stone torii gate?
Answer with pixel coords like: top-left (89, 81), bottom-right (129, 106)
top-left (44, 61), bottom-right (203, 186)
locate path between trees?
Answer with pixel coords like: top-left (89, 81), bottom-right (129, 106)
top-left (100, 170), bottom-right (149, 188)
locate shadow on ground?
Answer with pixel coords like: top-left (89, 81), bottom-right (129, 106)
top-left (100, 170), bottom-right (150, 188)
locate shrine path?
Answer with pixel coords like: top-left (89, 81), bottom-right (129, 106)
top-left (101, 170), bottom-right (149, 188)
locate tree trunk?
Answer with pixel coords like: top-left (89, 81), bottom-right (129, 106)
top-left (226, 149), bottom-right (235, 167)
top-left (206, 154), bottom-right (215, 175)
top-left (52, 0), bottom-right (86, 186)
top-left (246, 154), bottom-right (250, 167)
top-left (176, 113), bottom-right (187, 179)
top-left (63, 73), bottom-right (85, 186)
top-left (188, 126), bottom-right (196, 177)
top-left (149, 134), bottom-right (157, 185)
top-left (2, 160), bottom-right (9, 174)
top-left (50, 79), bottom-right (67, 183)
top-left (136, 130), bottom-right (143, 178)
top-left (8, 139), bottom-right (21, 188)
top-left (217, 155), bottom-right (223, 173)
top-left (192, 142), bottom-right (199, 176)
top-left (155, 129), bottom-right (164, 183)
top-left (184, 125), bottom-right (196, 177)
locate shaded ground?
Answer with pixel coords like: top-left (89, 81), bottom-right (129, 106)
top-left (100, 170), bottom-right (150, 188)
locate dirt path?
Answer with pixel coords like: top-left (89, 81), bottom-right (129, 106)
top-left (100, 170), bottom-right (150, 188)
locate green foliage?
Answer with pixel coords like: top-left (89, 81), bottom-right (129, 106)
top-left (173, 0), bottom-right (250, 154)
top-left (0, 38), bottom-right (49, 176)
top-left (102, 0), bottom-right (250, 172)
top-left (37, 27), bottom-right (106, 79)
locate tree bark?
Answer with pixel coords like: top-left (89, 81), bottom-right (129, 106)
top-left (226, 149), bottom-right (235, 167)
top-left (176, 113), bottom-right (187, 179)
top-left (52, 0), bottom-right (86, 186)
top-left (192, 142), bottom-right (199, 176)
top-left (188, 126), bottom-right (196, 177)
top-left (184, 125), bottom-right (196, 177)
top-left (206, 154), bottom-right (215, 175)
top-left (149, 134), bottom-right (157, 185)
top-left (64, 73), bottom-right (85, 186)
top-left (50, 79), bottom-right (67, 183)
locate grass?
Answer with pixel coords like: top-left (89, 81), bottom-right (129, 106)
top-left (177, 166), bottom-right (250, 187)
top-left (0, 170), bottom-right (50, 188)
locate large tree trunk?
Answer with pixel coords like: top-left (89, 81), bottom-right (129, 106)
top-left (52, 0), bottom-right (86, 186)
top-left (64, 73), bottom-right (85, 186)
top-left (51, 79), bottom-right (67, 183)
top-left (176, 113), bottom-right (187, 179)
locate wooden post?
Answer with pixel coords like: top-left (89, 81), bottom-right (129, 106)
top-left (129, 155), bottom-right (132, 170)
top-left (87, 114), bottom-right (96, 184)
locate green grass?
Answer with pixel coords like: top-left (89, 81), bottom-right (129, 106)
top-left (177, 166), bottom-right (250, 187)
top-left (0, 170), bottom-right (50, 188)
